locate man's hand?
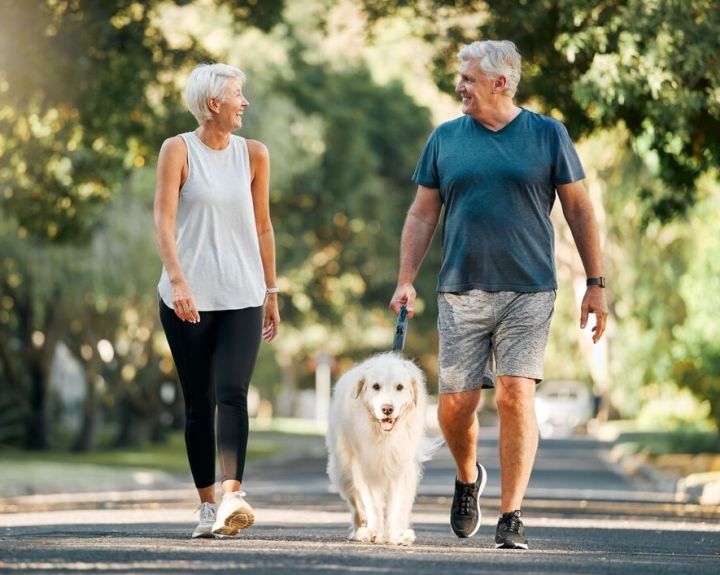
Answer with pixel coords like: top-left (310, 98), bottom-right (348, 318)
top-left (389, 283), bottom-right (417, 318)
top-left (580, 286), bottom-right (608, 343)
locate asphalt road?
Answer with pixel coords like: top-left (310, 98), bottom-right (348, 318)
top-left (1, 432), bottom-right (719, 574)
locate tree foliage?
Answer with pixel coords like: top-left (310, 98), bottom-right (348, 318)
top-left (0, 0), bottom-right (285, 242)
top-left (0, 0), bottom-right (436, 445)
top-left (0, 0), bottom-right (287, 447)
top-left (2, 0), bottom-right (719, 449)
top-left (359, 0), bottom-right (720, 222)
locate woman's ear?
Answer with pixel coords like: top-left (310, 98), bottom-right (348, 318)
top-left (207, 97), bottom-right (219, 114)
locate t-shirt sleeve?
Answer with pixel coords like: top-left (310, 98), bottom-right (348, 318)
top-left (412, 129), bottom-right (440, 188)
top-left (552, 123), bottom-right (585, 185)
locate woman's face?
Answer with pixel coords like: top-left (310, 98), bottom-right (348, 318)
top-left (213, 77), bottom-right (249, 131)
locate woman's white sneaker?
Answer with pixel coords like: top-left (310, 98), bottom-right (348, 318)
top-left (191, 502), bottom-right (218, 538)
top-left (211, 491), bottom-right (255, 536)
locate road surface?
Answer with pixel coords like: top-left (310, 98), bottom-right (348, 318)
top-left (1, 431), bottom-right (718, 574)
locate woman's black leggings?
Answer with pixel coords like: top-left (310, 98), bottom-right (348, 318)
top-left (159, 299), bottom-right (263, 488)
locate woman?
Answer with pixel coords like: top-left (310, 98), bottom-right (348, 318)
top-left (154, 63), bottom-right (280, 539)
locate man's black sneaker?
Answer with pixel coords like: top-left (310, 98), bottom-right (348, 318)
top-left (450, 462), bottom-right (487, 538)
top-left (495, 509), bottom-right (528, 549)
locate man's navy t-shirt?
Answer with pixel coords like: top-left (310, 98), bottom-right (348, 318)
top-left (412, 109), bottom-right (585, 293)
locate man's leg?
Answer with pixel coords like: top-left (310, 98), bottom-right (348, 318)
top-left (439, 387), bottom-right (488, 538)
top-left (495, 375), bottom-right (538, 513)
top-left (438, 389), bottom-right (482, 482)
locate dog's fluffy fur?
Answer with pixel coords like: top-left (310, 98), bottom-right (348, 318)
top-left (326, 352), bottom-right (435, 546)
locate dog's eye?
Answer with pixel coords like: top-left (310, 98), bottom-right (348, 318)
top-left (372, 383), bottom-right (380, 391)
top-left (396, 384), bottom-right (404, 391)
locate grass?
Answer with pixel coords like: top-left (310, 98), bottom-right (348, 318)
top-left (0, 429), bottom-right (291, 474)
top-left (249, 416), bottom-right (327, 436)
top-left (616, 429), bottom-right (720, 457)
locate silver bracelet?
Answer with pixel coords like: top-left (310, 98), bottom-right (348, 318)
top-left (266, 287), bottom-right (280, 294)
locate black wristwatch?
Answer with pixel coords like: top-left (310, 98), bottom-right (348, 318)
top-left (586, 277), bottom-right (606, 288)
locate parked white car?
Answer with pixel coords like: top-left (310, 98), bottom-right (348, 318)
top-left (535, 380), bottom-right (594, 438)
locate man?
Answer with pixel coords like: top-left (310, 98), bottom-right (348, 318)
top-left (389, 40), bottom-right (608, 550)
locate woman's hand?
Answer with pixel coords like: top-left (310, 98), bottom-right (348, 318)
top-left (262, 293), bottom-right (280, 341)
top-left (171, 278), bottom-right (200, 323)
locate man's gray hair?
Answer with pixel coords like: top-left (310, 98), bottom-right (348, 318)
top-left (184, 63), bottom-right (246, 125)
top-left (458, 40), bottom-right (522, 98)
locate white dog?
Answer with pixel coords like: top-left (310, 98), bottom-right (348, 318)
top-left (326, 352), bottom-right (436, 546)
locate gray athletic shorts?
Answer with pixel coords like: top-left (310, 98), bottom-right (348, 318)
top-left (437, 290), bottom-right (556, 393)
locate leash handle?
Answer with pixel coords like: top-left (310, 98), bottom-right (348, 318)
top-left (392, 306), bottom-right (409, 352)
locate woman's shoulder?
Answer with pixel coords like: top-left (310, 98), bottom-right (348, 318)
top-left (158, 134), bottom-right (189, 165)
top-left (242, 138), bottom-right (269, 156)
top-left (160, 134), bottom-right (190, 154)
top-left (242, 138), bottom-right (269, 164)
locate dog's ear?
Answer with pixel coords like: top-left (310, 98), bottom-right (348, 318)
top-left (353, 377), bottom-right (366, 399)
top-left (405, 360), bottom-right (424, 407)
top-left (411, 378), bottom-right (419, 406)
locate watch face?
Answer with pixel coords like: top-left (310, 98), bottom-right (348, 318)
top-left (587, 277), bottom-right (605, 287)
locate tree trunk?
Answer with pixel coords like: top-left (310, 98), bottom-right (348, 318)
top-left (25, 356), bottom-right (50, 450)
top-left (72, 366), bottom-right (97, 452)
top-left (18, 279), bottom-right (60, 450)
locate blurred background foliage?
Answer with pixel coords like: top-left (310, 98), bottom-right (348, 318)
top-left (0, 0), bottom-right (718, 452)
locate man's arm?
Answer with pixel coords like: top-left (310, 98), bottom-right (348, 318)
top-left (557, 180), bottom-right (608, 343)
top-left (389, 185), bottom-right (442, 317)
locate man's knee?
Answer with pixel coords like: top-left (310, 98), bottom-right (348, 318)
top-left (495, 376), bottom-right (535, 414)
top-left (438, 389), bottom-right (481, 426)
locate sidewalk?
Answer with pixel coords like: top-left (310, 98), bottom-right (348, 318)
top-left (592, 422), bottom-right (720, 506)
top-left (0, 428), bottom-right (327, 512)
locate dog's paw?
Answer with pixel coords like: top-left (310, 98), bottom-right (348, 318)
top-left (350, 527), bottom-right (374, 543)
top-left (386, 529), bottom-right (415, 546)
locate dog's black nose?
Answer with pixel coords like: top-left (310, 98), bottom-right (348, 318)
top-left (382, 404), bottom-right (394, 416)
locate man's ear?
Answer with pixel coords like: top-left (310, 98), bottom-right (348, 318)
top-left (353, 377), bottom-right (365, 399)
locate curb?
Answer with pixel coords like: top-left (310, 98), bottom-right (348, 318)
top-left (676, 471), bottom-right (720, 506)
top-left (607, 445), bottom-right (679, 493)
top-left (0, 487), bottom-right (195, 514)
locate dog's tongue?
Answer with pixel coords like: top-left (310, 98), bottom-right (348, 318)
top-left (380, 418), bottom-right (395, 431)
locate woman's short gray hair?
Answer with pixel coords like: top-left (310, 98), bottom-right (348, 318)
top-left (458, 40), bottom-right (522, 98)
top-left (184, 63), bottom-right (246, 125)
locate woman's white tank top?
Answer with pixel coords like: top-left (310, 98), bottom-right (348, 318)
top-left (158, 131), bottom-right (266, 311)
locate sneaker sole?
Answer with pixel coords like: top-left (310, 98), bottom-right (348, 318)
top-left (451, 463), bottom-right (488, 539)
top-left (212, 509), bottom-right (255, 536)
top-left (191, 529), bottom-right (215, 539)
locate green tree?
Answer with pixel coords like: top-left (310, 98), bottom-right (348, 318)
top-left (359, 0), bottom-right (720, 222)
top-left (672, 184), bottom-right (720, 430)
top-left (254, 38), bottom-right (437, 394)
top-left (0, 0), bottom-right (285, 242)
top-left (0, 0), bottom-right (286, 448)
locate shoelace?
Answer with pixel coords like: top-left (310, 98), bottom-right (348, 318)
top-left (196, 502), bottom-right (216, 522)
top-left (455, 483), bottom-right (476, 516)
top-left (500, 512), bottom-right (522, 533)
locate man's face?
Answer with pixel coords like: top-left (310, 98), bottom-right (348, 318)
top-left (455, 60), bottom-right (498, 117)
